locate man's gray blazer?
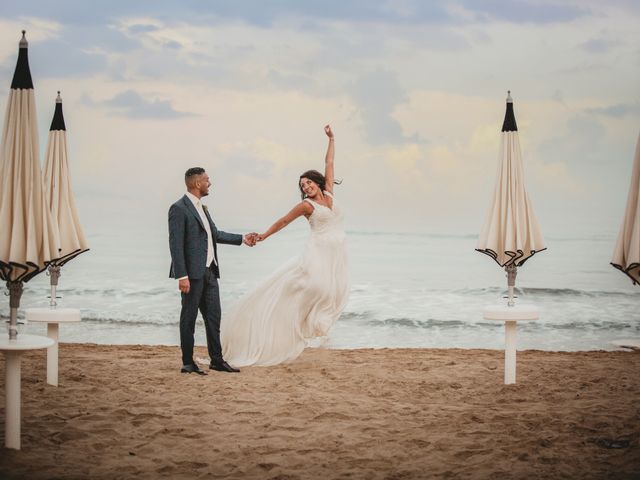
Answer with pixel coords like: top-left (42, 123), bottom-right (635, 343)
top-left (168, 195), bottom-right (243, 280)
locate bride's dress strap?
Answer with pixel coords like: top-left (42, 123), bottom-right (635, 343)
top-left (304, 198), bottom-right (317, 209)
top-left (323, 190), bottom-right (334, 198)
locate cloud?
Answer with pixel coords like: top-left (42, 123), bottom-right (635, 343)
top-left (29, 38), bottom-right (109, 78)
top-left (223, 153), bottom-right (273, 178)
top-left (87, 90), bottom-right (197, 119)
top-left (533, 114), bottom-right (609, 197)
top-left (127, 24), bottom-right (160, 34)
top-left (0, 1), bottom-right (454, 29)
top-left (0, 18), bottom-right (62, 64)
top-left (386, 143), bottom-right (427, 184)
top-left (349, 70), bottom-right (414, 145)
top-left (458, 0), bottom-right (587, 24)
top-left (0, 21), bottom-right (140, 79)
top-left (267, 68), bottom-right (316, 92)
top-left (213, 137), bottom-right (308, 178)
top-left (190, 1), bottom-right (456, 27)
top-left (0, 1), bottom-right (175, 27)
top-left (579, 36), bottom-right (621, 54)
top-left (586, 101), bottom-right (640, 118)
top-left (555, 62), bottom-right (607, 76)
top-left (3, 0), bottom-right (588, 32)
top-left (0, 0), bottom-right (637, 240)
top-left (163, 40), bottom-right (182, 50)
top-left (530, 160), bottom-right (586, 195)
top-left (551, 89), bottom-right (565, 104)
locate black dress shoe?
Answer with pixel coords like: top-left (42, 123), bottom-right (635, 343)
top-left (181, 363), bottom-right (207, 375)
top-left (209, 360), bottom-right (240, 373)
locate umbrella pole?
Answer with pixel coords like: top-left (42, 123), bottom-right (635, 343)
top-left (47, 265), bottom-right (61, 308)
top-left (7, 281), bottom-right (24, 340)
top-left (505, 264), bottom-right (517, 307)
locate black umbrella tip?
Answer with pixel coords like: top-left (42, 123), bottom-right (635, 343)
top-left (501, 90), bottom-right (518, 132)
top-left (50, 92), bottom-right (66, 131)
top-left (11, 31), bottom-right (33, 89)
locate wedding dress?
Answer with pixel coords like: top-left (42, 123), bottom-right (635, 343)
top-left (221, 191), bottom-right (349, 366)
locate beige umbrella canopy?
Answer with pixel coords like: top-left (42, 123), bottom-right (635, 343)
top-left (43, 92), bottom-right (89, 305)
top-left (476, 91), bottom-right (546, 305)
top-left (611, 132), bottom-right (640, 285)
top-left (0, 31), bottom-right (61, 338)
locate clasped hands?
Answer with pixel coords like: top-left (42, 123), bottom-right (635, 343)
top-left (243, 232), bottom-right (265, 247)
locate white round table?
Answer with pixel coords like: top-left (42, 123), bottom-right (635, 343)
top-left (0, 334), bottom-right (54, 450)
top-left (25, 308), bottom-right (81, 386)
top-left (483, 304), bottom-right (539, 384)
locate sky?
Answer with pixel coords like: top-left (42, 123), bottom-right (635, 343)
top-left (0, 0), bottom-right (639, 239)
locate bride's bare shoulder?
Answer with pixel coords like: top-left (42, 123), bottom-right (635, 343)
top-left (299, 199), bottom-right (315, 217)
top-left (298, 200), bottom-right (314, 211)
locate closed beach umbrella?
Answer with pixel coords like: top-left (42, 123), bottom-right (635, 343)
top-left (0, 31), bottom-right (61, 338)
top-left (611, 132), bottom-right (640, 285)
top-left (43, 91), bottom-right (89, 305)
top-left (476, 91), bottom-right (546, 304)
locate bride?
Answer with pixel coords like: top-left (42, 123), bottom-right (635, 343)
top-left (221, 125), bottom-right (350, 367)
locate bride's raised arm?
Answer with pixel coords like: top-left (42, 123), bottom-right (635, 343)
top-left (323, 124), bottom-right (335, 194)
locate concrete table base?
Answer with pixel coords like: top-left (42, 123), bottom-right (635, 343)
top-left (483, 304), bottom-right (539, 385)
top-left (25, 308), bottom-right (81, 386)
top-left (0, 334), bottom-right (55, 450)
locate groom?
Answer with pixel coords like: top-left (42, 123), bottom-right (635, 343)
top-left (169, 167), bottom-right (257, 375)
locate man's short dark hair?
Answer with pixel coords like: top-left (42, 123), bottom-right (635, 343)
top-left (185, 167), bottom-right (205, 179)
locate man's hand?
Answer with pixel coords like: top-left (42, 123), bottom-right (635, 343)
top-left (243, 233), bottom-right (259, 246)
top-left (178, 278), bottom-right (190, 294)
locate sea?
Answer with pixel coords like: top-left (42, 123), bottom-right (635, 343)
top-left (2, 221), bottom-right (639, 352)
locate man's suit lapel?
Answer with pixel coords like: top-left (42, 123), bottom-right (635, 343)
top-left (181, 195), bottom-right (205, 230)
top-left (202, 205), bottom-right (215, 232)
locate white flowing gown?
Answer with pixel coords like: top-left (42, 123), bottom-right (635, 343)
top-left (221, 192), bottom-right (350, 366)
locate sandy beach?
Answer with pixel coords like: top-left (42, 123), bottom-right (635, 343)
top-left (0, 344), bottom-right (638, 479)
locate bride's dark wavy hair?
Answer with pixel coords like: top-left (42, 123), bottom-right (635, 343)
top-left (298, 170), bottom-right (342, 199)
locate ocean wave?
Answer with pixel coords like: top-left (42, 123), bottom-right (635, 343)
top-left (358, 317), bottom-right (471, 329)
top-left (352, 315), bottom-right (639, 332)
top-left (534, 322), bottom-right (639, 331)
top-left (0, 312), bottom-right (175, 326)
top-left (340, 311), bottom-right (374, 321)
top-left (454, 286), bottom-right (639, 298)
top-left (374, 317), bottom-right (468, 328)
top-left (20, 287), bottom-right (176, 298)
top-left (76, 315), bottom-right (174, 327)
top-left (520, 287), bottom-right (640, 298)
